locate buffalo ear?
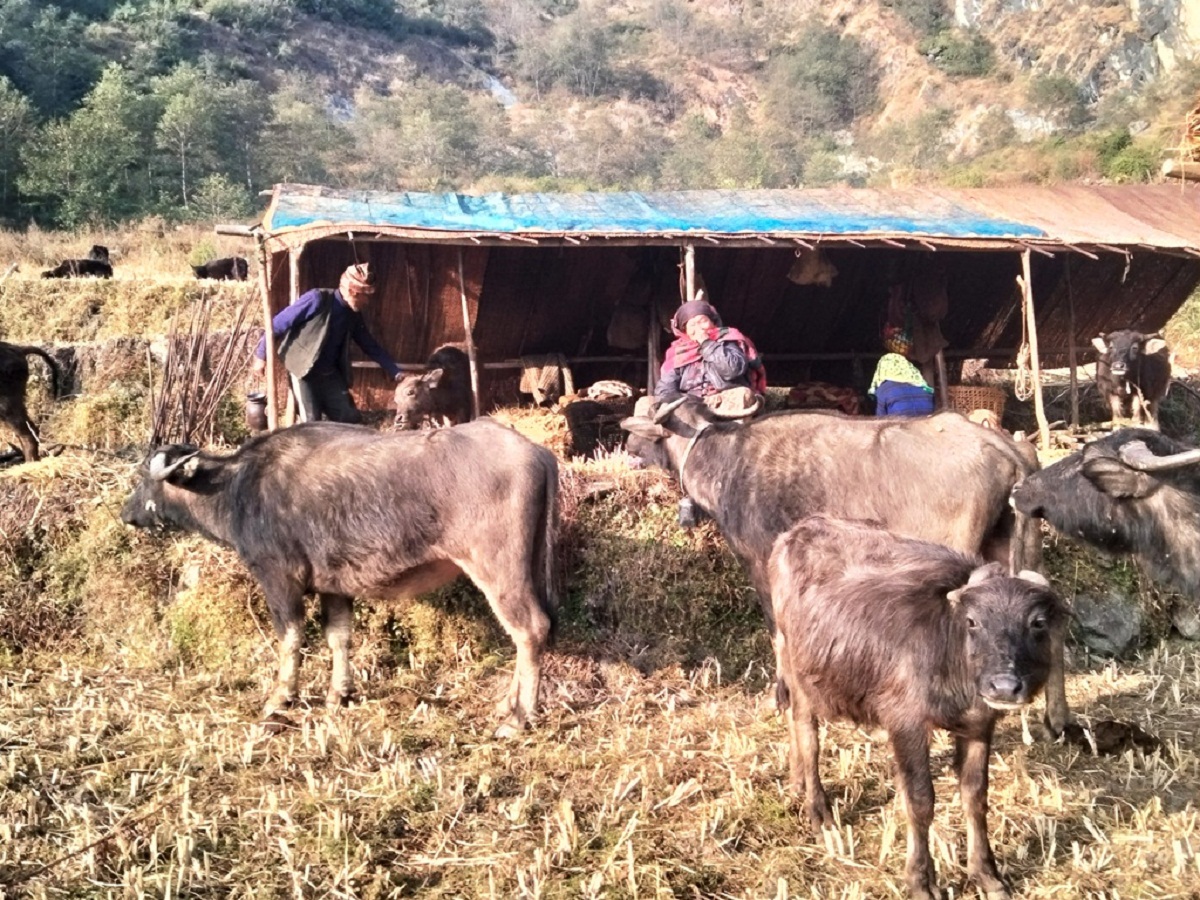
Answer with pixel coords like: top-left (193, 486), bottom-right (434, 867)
top-left (423, 367), bottom-right (445, 389)
top-left (620, 416), bottom-right (668, 441)
top-left (1081, 455), bottom-right (1154, 498)
top-left (1091, 336), bottom-right (1109, 354)
top-left (1144, 337), bottom-right (1168, 355)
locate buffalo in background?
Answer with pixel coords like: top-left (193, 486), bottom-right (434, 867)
top-left (770, 516), bottom-right (1064, 900)
top-left (192, 256), bottom-right (249, 281)
top-left (393, 344), bottom-right (473, 429)
top-left (1012, 428), bottom-right (1200, 597)
top-left (42, 258), bottom-right (113, 278)
top-left (0, 341), bottom-right (60, 462)
top-left (121, 419), bottom-right (558, 736)
top-left (1093, 329), bottom-right (1171, 429)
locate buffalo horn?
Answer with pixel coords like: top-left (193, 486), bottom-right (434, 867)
top-left (149, 449), bottom-right (200, 481)
top-left (1118, 440), bottom-right (1200, 472)
top-left (1016, 570), bottom-right (1050, 588)
top-left (652, 395), bottom-right (689, 424)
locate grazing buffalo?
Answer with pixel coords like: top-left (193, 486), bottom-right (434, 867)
top-left (121, 419), bottom-right (558, 735)
top-left (621, 397), bottom-right (1069, 735)
top-left (394, 344), bottom-right (473, 429)
top-left (1093, 330), bottom-right (1170, 429)
top-left (42, 258), bottom-right (113, 278)
top-left (0, 342), bottom-right (60, 462)
top-left (770, 516), bottom-right (1064, 900)
top-left (1012, 428), bottom-right (1200, 595)
top-left (192, 256), bottom-right (249, 281)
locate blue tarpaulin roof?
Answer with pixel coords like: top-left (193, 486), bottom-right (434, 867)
top-left (260, 183), bottom-right (1200, 252)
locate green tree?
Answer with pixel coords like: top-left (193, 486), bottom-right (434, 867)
top-left (259, 76), bottom-right (351, 186)
top-left (763, 23), bottom-right (878, 133)
top-left (188, 172), bottom-right (253, 221)
top-left (0, 0), bottom-right (100, 116)
top-left (19, 64), bottom-right (149, 225)
top-left (0, 76), bottom-right (34, 218)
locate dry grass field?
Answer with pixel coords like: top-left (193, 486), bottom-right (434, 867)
top-left (1, 237), bottom-right (1200, 898)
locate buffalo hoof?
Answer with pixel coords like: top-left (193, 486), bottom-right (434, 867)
top-left (325, 689), bottom-right (359, 710)
top-left (261, 711), bottom-right (297, 735)
top-left (492, 715), bottom-right (528, 740)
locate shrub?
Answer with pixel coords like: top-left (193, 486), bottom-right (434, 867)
top-left (920, 28), bottom-right (995, 78)
top-left (1103, 144), bottom-right (1157, 182)
top-left (882, 0), bottom-right (949, 37)
top-left (763, 22), bottom-right (879, 131)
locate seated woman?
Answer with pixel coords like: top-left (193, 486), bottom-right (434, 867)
top-left (869, 326), bottom-right (935, 417)
top-left (655, 295), bottom-right (766, 414)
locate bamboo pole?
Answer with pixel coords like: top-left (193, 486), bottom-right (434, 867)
top-left (457, 249), bottom-right (482, 419)
top-left (934, 349), bottom-right (949, 410)
top-left (1065, 257), bottom-right (1079, 429)
top-left (1020, 249), bottom-right (1051, 450)
top-left (255, 236), bottom-right (278, 431)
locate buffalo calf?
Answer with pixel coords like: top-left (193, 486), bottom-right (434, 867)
top-left (0, 342), bottom-right (60, 462)
top-left (42, 258), bottom-right (113, 278)
top-left (1093, 330), bottom-right (1170, 429)
top-left (770, 516), bottom-right (1064, 900)
top-left (192, 256), bottom-right (249, 281)
top-left (394, 344), bottom-right (473, 429)
top-left (121, 420), bottom-right (558, 735)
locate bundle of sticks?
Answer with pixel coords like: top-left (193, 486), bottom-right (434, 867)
top-left (1185, 96), bottom-right (1200, 161)
top-left (149, 293), bottom-right (258, 447)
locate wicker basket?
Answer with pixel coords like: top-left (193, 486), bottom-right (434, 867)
top-left (945, 385), bottom-right (1007, 420)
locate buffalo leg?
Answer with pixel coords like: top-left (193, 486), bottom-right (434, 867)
top-left (460, 562), bottom-right (551, 737)
top-left (1, 405), bottom-right (39, 462)
top-left (1043, 624), bottom-right (1069, 738)
top-left (261, 578), bottom-right (306, 715)
top-left (788, 684), bottom-right (831, 830)
top-left (955, 729), bottom-right (1009, 899)
top-left (319, 593), bottom-right (355, 708)
top-left (892, 728), bottom-right (938, 900)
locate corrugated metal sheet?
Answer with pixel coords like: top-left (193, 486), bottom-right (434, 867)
top-left (261, 183), bottom-right (1200, 252)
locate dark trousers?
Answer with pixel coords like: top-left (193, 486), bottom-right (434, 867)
top-left (290, 369), bottom-right (362, 424)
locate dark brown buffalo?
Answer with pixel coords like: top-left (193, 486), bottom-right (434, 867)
top-left (394, 344), bottom-right (473, 429)
top-left (770, 516), bottom-right (1064, 900)
top-left (1012, 428), bottom-right (1200, 595)
top-left (191, 256), bottom-right (249, 281)
top-left (121, 419), bottom-right (558, 735)
top-left (0, 342), bottom-right (60, 462)
top-left (1093, 329), bottom-right (1171, 429)
top-left (620, 397), bottom-right (1068, 734)
top-left (42, 258), bottom-right (113, 278)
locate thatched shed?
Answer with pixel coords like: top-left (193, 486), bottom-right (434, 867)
top-left (253, 182), bottom-right (1200, 438)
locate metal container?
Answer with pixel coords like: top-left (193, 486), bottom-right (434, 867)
top-left (245, 392), bottom-right (268, 433)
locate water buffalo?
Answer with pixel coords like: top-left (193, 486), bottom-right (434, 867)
top-left (42, 258), bottom-right (113, 278)
top-left (192, 256), bottom-right (249, 281)
top-left (1093, 329), bottom-right (1170, 429)
top-left (1012, 428), bottom-right (1200, 595)
top-left (394, 344), bottom-right (473, 429)
top-left (0, 342), bottom-right (60, 462)
top-left (621, 397), bottom-right (1069, 735)
top-left (770, 516), bottom-right (1064, 900)
top-left (121, 419), bottom-right (558, 735)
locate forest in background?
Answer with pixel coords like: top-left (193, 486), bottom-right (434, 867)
top-left (1, 0), bottom-right (1198, 229)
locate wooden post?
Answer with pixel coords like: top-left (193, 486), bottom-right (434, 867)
top-left (1020, 249), bottom-right (1051, 450)
top-left (283, 246), bottom-right (302, 427)
top-left (647, 294), bottom-right (660, 392)
top-left (934, 349), bottom-right (949, 410)
top-left (255, 237), bottom-right (279, 431)
top-left (1065, 256), bottom-right (1080, 430)
top-left (684, 243), bottom-right (695, 303)
top-left (457, 248), bottom-right (482, 419)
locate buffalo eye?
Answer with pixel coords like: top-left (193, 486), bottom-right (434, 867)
top-left (966, 614), bottom-right (980, 631)
top-left (1028, 612), bottom-right (1049, 632)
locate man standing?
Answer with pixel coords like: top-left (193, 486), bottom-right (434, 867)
top-left (252, 263), bottom-right (402, 423)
